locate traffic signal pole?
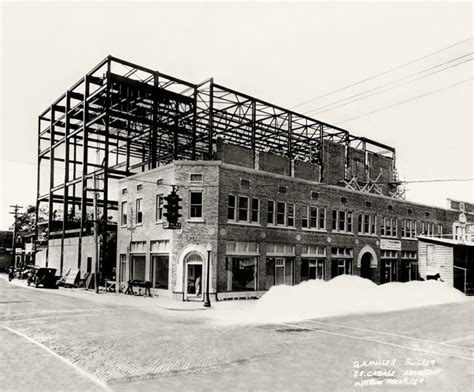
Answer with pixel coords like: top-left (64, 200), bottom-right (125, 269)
top-left (163, 186), bottom-right (183, 230)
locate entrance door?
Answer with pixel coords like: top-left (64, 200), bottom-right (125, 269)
top-left (186, 264), bottom-right (202, 299)
top-left (184, 252), bottom-right (204, 300)
top-left (275, 258), bottom-right (285, 285)
top-left (360, 253), bottom-right (371, 279)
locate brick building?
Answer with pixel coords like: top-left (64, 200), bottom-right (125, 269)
top-left (116, 141), bottom-right (466, 301)
top-left (34, 56), bottom-right (470, 298)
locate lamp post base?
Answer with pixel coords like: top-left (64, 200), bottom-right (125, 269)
top-left (203, 298), bottom-right (211, 307)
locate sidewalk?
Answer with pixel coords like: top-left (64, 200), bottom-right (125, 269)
top-left (0, 274), bottom-right (256, 324)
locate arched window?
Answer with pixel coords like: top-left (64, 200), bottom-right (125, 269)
top-left (185, 252), bottom-right (203, 264)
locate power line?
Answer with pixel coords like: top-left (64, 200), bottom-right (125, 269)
top-left (123, 175), bottom-right (474, 188)
top-left (336, 77), bottom-right (473, 125)
top-left (404, 178), bottom-right (474, 184)
top-left (304, 53), bottom-right (473, 116)
top-left (290, 36), bottom-right (473, 110)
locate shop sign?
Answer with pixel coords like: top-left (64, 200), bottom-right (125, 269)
top-left (380, 239), bottom-right (401, 251)
top-left (185, 234), bottom-right (204, 242)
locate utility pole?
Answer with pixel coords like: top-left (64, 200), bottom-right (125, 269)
top-left (85, 173), bottom-right (103, 293)
top-left (127, 205), bottom-right (135, 281)
top-left (9, 205), bottom-right (23, 269)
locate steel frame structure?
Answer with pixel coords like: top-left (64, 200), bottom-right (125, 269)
top-left (36, 55), bottom-right (396, 274)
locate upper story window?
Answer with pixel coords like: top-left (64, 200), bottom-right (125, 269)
top-left (136, 184), bottom-right (143, 192)
top-left (251, 198), bottom-right (260, 223)
top-left (121, 188), bottom-right (128, 195)
top-left (302, 205), bottom-right (326, 231)
top-left (437, 224), bottom-right (443, 237)
top-left (121, 201), bottom-right (128, 226)
top-left (136, 199), bottom-right (143, 224)
top-left (268, 201), bottom-right (294, 227)
top-left (155, 194), bottom-right (163, 221)
top-left (190, 191), bottom-right (203, 218)
top-left (401, 251), bottom-right (417, 259)
top-left (358, 213), bottom-right (377, 235)
top-left (278, 186), bottom-right (288, 194)
top-left (401, 219), bottom-right (416, 238)
top-left (190, 173), bottom-right (203, 183)
top-left (228, 195), bottom-right (260, 224)
top-left (238, 196), bottom-right (249, 221)
top-left (381, 217), bottom-right (397, 237)
top-left (422, 222), bottom-right (436, 237)
top-left (240, 179), bottom-right (250, 189)
top-left (311, 191), bottom-right (319, 200)
top-left (331, 210), bottom-right (353, 233)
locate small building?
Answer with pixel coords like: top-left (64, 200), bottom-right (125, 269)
top-left (418, 237), bottom-right (474, 295)
top-left (0, 231), bottom-right (13, 271)
top-left (15, 231), bottom-right (36, 267)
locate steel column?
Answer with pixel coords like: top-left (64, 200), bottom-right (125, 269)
top-left (46, 106), bottom-right (56, 268)
top-left (78, 76), bottom-right (90, 271)
top-left (60, 93), bottom-right (71, 275)
top-left (208, 79), bottom-right (214, 159)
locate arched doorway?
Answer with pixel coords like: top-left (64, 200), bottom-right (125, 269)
top-left (357, 245), bottom-right (377, 282)
top-left (360, 253), bottom-right (372, 279)
top-left (184, 252), bottom-right (204, 301)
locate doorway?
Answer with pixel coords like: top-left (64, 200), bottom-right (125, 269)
top-left (184, 252), bottom-right (204, 300)
top-left (360, 253), bottom-right (372, 279)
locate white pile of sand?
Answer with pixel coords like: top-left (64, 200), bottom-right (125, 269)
top-left (212, 275), bottom-right (467, 325)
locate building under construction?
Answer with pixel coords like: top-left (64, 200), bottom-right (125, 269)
top-left (36, 55), bottom-right (463, 297)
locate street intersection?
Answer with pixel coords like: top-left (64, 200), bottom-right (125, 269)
top-left (1, 276), bottom-right (473, 391)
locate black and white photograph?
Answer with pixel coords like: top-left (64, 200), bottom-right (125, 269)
top-left (0, 1), bottom-right (473, 391)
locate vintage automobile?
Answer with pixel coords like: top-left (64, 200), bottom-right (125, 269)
top-left (28, 267), bottom-right (59, 289)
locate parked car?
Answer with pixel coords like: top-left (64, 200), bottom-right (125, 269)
top-left (29, 267), bottom-right (59, 289)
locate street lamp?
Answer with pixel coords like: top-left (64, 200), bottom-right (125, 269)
top-left (204, 243), bottom-right (212, 307)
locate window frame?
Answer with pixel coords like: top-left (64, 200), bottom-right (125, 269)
top-left (238, 195), bottom-right (249, 222)
top-left (189, 190), bottom-right (203, 219)
top-left (155, 194), bottom-right (163, 222)
top-left (227, 194), bottom-right (260, 224)
top-left (332, 209), bottom-right (353, 233)
top-left (267, 200), bottom-right (275, 225)
top-left (121, 201), bottom-right (128, 226)
top-left (228, 194), bottom-right (236, 221)
top-left (136, 198), bottom-right (143, 225)
top-left (358, 213), bottom-right (377, 236)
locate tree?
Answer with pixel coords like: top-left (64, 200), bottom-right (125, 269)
top-left (9, 205), bottom-right (47, 233)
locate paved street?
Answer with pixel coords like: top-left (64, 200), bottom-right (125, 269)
top-left (1, 275), bottom-right (473, 391)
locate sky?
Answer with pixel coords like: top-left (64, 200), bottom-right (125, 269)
top-left (1, 0), bottom-right (473, 230)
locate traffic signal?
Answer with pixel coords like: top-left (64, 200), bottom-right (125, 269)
top-left (163, 190), bottom-right (182, 225)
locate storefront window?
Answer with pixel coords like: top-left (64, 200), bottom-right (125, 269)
top-left (151, 255), bottom-right (169, 289)
top-left (119, 254), bottom-right (127, 283)
top-left (131, 255), bottom-right (145, 281)
top-left (301, 259), bottom-right (326, 280)
top-left (231, 257), bottom-right (257, 291)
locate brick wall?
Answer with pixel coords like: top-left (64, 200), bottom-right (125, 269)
top-left (322, 140), bottom-right (345, 185)
top-left (218, 162), bottom-right (459, 288)
top-left (116, 160), bottom-right (462, 300)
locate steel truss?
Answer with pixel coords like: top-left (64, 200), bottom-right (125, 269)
top-left (36, 55), bottom-right (396, 275)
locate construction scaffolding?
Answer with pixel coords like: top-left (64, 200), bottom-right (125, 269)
top-left (36, 55), bottom-right (397, 274)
